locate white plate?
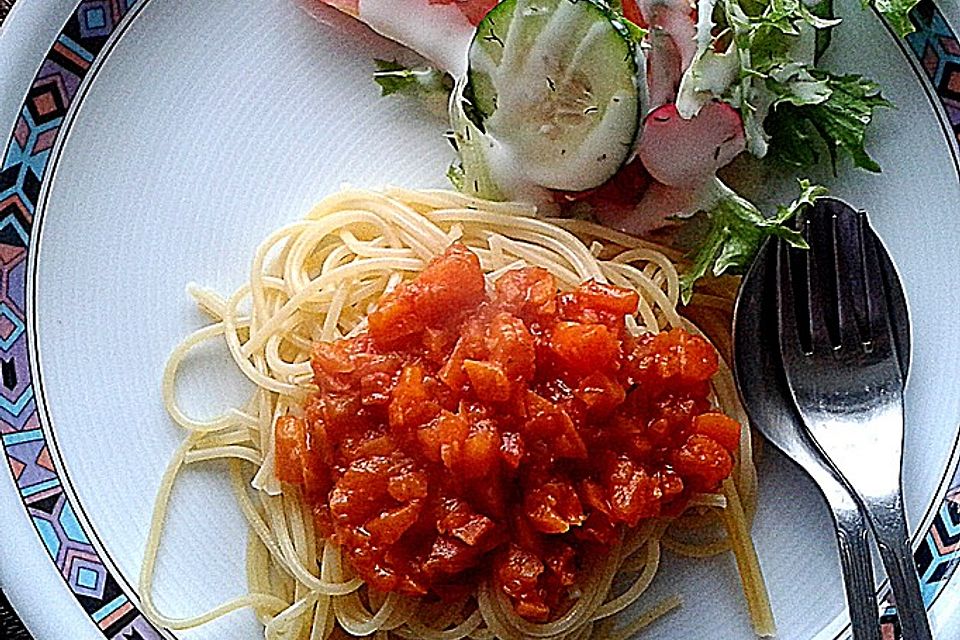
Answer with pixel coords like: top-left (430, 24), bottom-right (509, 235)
top-left (1, 1), bottom-right (960, 638)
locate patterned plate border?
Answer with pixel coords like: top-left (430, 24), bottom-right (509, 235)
top-left (1, 2), bottom-right (959, 639)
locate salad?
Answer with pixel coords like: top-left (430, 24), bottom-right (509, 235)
top-left (307, 0), bottom-right (913, 300)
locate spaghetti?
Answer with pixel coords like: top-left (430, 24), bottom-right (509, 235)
top-left (141, 187), bottom-right (773, 639)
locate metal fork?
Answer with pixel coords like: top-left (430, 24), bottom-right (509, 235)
top-left (775, 201), bottom-right (932, 640)
top-left (734, 236), bottom-right (881, 640)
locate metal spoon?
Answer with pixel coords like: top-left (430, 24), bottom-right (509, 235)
top-left (732, 203), bottom-right (910, 640)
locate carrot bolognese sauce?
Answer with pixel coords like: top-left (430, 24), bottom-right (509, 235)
top-left (277, 243), bottom-right (740, 621)
top-left (143, 188), bottom-right (772, 640)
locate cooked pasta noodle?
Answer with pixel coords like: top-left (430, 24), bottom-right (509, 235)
top-left (141, 188), bottom-right (773, 639)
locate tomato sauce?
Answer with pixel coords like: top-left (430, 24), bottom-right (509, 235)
top-left (275, 244), bottom-right (740, 620)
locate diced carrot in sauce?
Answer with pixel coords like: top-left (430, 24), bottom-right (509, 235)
top-left (461, 420), bottom-right (500, 480)
top-left (486, 312), bottom-right (537, 382)
top-left (570, 280), bottom-right (640, 316)
top-left (463, 359), bottom-right (512, 403)
top-left (275, 415), bottom-right (306, 485)
top-left (494, 267), bottom-right (557, 319)
top-left (575, 371), bottom-right (626, 417)
top-left (524, 481), bottom-right (585, 534)
top-left (672, 434), bottom-right (734, 492)
top-left (549, 322), bottom-right (620, 374)
top-left (274, 244), bottom-right (738, 621)
top-left (693, 412), bottom-right (742, 453)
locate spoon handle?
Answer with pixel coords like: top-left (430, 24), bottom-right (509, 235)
top-left (867, 492), bottom-right (933, 640)
top-left (823, 484), bottom-right (882, 640)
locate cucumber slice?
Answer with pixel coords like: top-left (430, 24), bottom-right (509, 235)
top-left (449, 76), bottom-right (505, 201)
top-left (466, 0), bottom-right (643, 192)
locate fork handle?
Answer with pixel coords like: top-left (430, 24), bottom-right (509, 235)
top-left (826, 492), bottom-right (882, 640)
top-left (869, 497), bottom-right (933, 640)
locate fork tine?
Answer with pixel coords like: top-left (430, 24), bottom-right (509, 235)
top-left (804, 211), bottom-right (836, 356)
top-left (859, 214), bottom-right (897, 362)
top-left (875, 230), bottom-right (911, 376)
top-left (829, 202), bottom-right (868, 351)
top-left (776, 235), bottom-right (807, 356)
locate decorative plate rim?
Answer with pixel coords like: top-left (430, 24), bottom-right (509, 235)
top-left (1, 2), bottom-right (959, 639)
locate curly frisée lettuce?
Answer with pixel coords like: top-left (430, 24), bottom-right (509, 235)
top-left (679, 179), bottom-right (826, 303)
top-left (765, 71), bottom-right (892, 173)
top-left (872, 0), bottom-right (922, 38)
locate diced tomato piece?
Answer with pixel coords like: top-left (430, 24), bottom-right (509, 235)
top-left (573, 280), bottom-right (640, 316)
top-left (647, 394), bottom-right (702, 446)
top-left (576, 511), bottom-right (619, 544)
top-left (359, 371), bottom-right (395, 406)
top-left (524, 482), bottom-right (585, 534)
top-left (301, 420), bottom-right (332, 499)
top-left (328, 456), bottom-right (392, 525)
top-left (671, 434), bottom-right (734, 492)
top-left (422, 327), bottom-right (458, 365)
top-left (462, 419), bottom-right (500, 479)
top-left (368, 245), bottom-right (485, 347)
top-left (366, 501), bottom-right (423, 545)
top-left (311, 341), bottom-right (354, 392)
top-left (436, 410), bottom-right (470, 470)
top-left (495, 544), bottom-right (544, 597)
top-left (499, 432), bottom-right (525, 470)
top-left (549, 322), bottom-right (620, 374)
top-left (486, 312), bottom-right (536, 382)
top-left (438, 499), bottom-right (497, 547)
top-left (423, 535), bottom-right (481, 577)
top-left (515, 597), bottom-right (550, 622)
top-left (368, 287), bottom-right (426, 348)
top-left (438, 338), bottom-right (469, 392)
top-left (657, 468), bottom-right (685, 502)
top-left (692, 412), bottom-right (741, 453)
top-left (275, 415), bottom-right (306, 485)
top-left (494, 268), bottom-right (557, 319)
top-left (387, 467), bottom-right (429, 502)
top-left (578, 479), bottom-right (610, 515)
top-left (463, 359), bottom-right (512, 403)
top-left (389, 364), bottom-right (441, 440)
top-left (414, 244), bottom-right (486, 325)
top-left (318, 393), bottom-right (364, 438)
top-left (523, 392), bottom-right (587, 459)
top-left (655, 329), bottom-right (719, 383)
top-left (605, 456), bottom-right (660, 526)
top-left (575, 372), bottom-right (626, 417)
top-left (348, 434), bottom-right (396, 459)
top-left (543, 542), bottom-right (577, 586)
top-left (417, 422), bottom-right (442, 462)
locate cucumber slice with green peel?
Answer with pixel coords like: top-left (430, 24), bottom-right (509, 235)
top-left (466, 0), bottom-right (644, 192)
top-left (449, 76), bottom-right (506, 201)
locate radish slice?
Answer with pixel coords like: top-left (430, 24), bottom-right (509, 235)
top-left (594, 180), bottom-right (711, 234)
top-left (639, 0), bottom-right (697, 109)
top-left (304, 0), bottom-right (498, 75)
top-left (316, 0), bottom-right (359, 15)
top-left (638, 102), bottom-right (745, 188)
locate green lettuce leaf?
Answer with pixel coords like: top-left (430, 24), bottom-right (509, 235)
top-left (680, 179), bottom-right (826, 303)
top-left (766, 71), bottom-right (891, 172)
top-left (870, 0), bottom-right (921, 37)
